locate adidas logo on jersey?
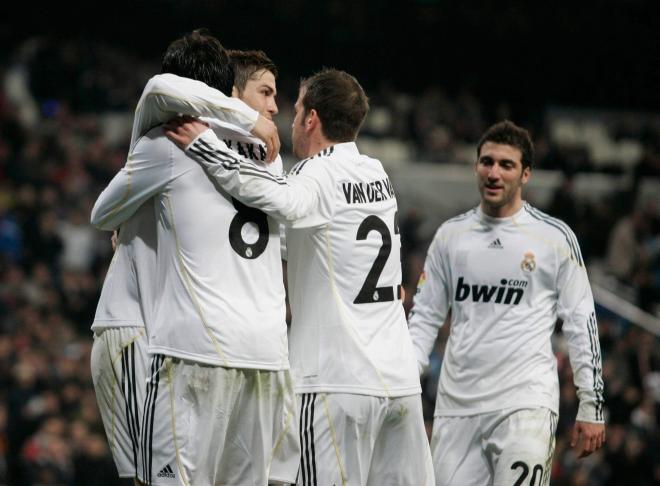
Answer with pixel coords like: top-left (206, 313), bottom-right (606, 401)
top-left (488, 238), bottom-right (503, 249)
top-left (455, 277), bottom-right (527, 305)
top-left (157, 464), bottom-right (175, 479)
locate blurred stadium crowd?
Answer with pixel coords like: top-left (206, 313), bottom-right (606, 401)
top-left (0, 39), bottom-right (658, 485)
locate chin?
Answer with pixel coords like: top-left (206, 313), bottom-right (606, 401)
top-left (482, 194), bottom-right (502, 206)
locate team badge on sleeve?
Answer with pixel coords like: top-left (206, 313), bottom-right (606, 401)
top-left (521, 251), bottom-right (536, 272)
top-left (415, 271), bottom-right (427, 294)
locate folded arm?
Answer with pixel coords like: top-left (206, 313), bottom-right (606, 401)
top-left (166, 121), bottom-right (331, 227)
top-left (131, 74), bottom-right (279, 161)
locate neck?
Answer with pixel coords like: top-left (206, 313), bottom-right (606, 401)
top-left (305, 134), bottom-right (338, 158)
top-left (481, 198), bottom-right (523, 218)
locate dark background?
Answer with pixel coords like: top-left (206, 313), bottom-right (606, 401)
top-left (1, 2), bottom-right (658, 485)
top-left (2, 0), bottom-right (659, 112)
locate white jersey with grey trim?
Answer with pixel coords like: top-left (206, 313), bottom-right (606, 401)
top-left (130, 73), bottom-right (259, 152)
top-left (90, 123), bottom-right (288, 370)
top-left (130, 72), bottom-right (288, 256)
top-left (408, 203), bottom-right (605, 422)
top-left (185, 131), bottom-right (421, 397)
top-left (91, 202), bottom-right (157, 331)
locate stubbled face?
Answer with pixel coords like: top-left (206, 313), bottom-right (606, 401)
top-left (291, 87), bottom-right (310, 159)
top-left (476, 142), bottom-right (530, 217)
top-left (237, 69), bottom-right (278, 119)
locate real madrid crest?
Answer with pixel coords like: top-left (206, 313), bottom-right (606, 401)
top-left (521, 251), bottom-right (536, 272)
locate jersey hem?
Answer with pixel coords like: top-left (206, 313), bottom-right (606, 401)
top-left (148, 346), bottom-right (290, 371)
top-left (434, 401), bottom-right (558, 418)
top-left (91, 320), bottom-right (144, 330)
top-left (294, 383), bottom-right (421, 397)
top-left (268, 475), bottom-right (298, 484)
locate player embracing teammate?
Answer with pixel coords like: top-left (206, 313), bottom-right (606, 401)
top-left (91, 29), bottom-right (604, 486)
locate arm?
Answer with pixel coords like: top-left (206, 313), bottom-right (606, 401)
top-left (131, 74), bottom-right (279, 162)
top-left (166, 123), bottom-right (330, 227)
top-left (556, 236), bottom-right (606, 456)
top-left (407, 230), bottom-right (451, 374)
top-left (91, 134), bottom-right (171, 230)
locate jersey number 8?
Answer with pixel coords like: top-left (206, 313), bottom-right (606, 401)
top-left (228, 198), bottom-right (269, 259)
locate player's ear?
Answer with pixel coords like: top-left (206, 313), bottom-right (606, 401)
top-left (306, 109), bottom-right (319, 132)
top-left (521, 165), bottom-right (531, 185)
top-left (231, 85), bottom-right (240, 98)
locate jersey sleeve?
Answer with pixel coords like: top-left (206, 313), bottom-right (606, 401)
top-left (185, 129), bottom-right (333, 227)
top-left (407, 228), bottom-right (452, 374)
top-left (556, 232), bottom-right (605, 423)
top-left (130, 74), bottom-right (259, 149)
top-left (91, 135), bottom-right (172, 231)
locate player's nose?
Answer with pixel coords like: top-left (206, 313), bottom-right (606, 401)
top-left (488, 163), bottom-right (502, 179)
top-left (269, 98), bottom-right (279, 116)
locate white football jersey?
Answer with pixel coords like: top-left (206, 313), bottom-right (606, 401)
top-left (91, 202), bottom-right (157, 330)
top-left (91, 124), bottom-right (288, 370)
top-left (186, 131), bottom-right (422, 397)
top-left (408, 203), bottom-right (605, 422)
top-left (130, 74), bottom-right (259, 151)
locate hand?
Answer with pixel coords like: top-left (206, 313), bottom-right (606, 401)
top-left (251, 115), bottom-right (280, 163)
top-left (571, 421), bottom-right (605, 458)
top-left (111, 231), bottom-right (118, 251)
top-left (164, 116), bottom-right (210, 150)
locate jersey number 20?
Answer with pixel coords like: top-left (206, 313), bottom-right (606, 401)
top-left (354, 213), bottom-right (401, 304)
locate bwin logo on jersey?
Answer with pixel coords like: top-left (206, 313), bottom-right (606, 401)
top-left (455, 277), bottom-right (527, 305)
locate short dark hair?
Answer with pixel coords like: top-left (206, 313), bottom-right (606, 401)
top-left (161, 29), bottom-right (234, 96)
top-left (228, 50), bottom-right (278, 94)
top-left (477, 120), bottom-right (534, 169)
top-left (300, 69), bottom-right (369, 143)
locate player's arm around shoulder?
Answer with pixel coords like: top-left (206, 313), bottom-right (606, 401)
top-left (138, 74), bottom-right (258, 130)
top-left (135, 74), bottom-right (279, 161)
top-left (165, 120), bottom-right (324, 224)
top-left (91, 130), bottom-right (173, 230)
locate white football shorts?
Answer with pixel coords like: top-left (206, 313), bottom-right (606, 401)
top-left (431, 407), bottom-right (558, 486)
top-left (139, 355), bottom-right (299, 486)
top-left (296, 392), bottom-right (434, 486)
top-left (90, 327), bottom-right (149, 478)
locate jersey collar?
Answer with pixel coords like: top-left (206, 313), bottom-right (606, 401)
top-left (476, 203), bottom-right (526, 225)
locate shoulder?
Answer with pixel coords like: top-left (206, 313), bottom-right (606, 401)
top-left (142, 73), bottom-right (198, 95)
top-left (443, 207), bottom-right (478, 227)
top-left (522, 202), bottom-right (584, 265)
top-left (289, 146), bottom-right (337, 177)
top-left (139, 74), bottom-right (175, 100)
top-left (437, 207), bottom-right (479, 237)
top-left (131, 126), bottom-right (173, 161)
top-left (427, 207), bottom-right (478, 253)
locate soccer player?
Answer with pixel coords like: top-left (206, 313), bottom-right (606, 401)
top-left (90, 202), bottom-right (155, 486)
top-left (407, 120), bottom-right (606, 486)
top-left (128, 44), bottom-right (280, 162)
top-left (91, 31), bottom-right (298, 485)
top-left (164, 69), bottom-right (435, 486)
top-left (228, 49), bottom-right (279, 122)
